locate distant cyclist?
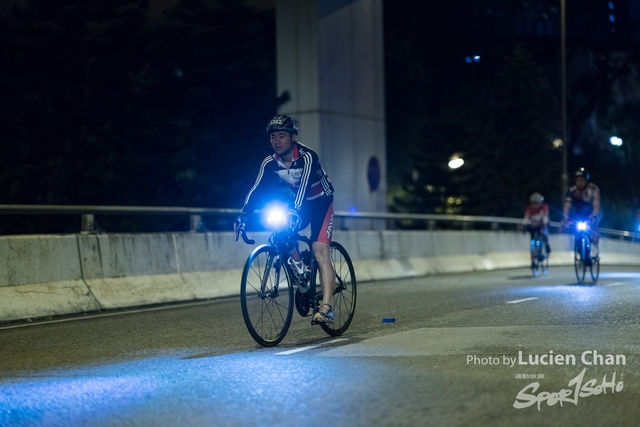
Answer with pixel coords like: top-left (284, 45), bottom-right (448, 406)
top-left (234, 115), bottom-right (336, 324)
top-left (523, 192), bottom-right (551, 268)
top-left (562, 168), bottom-right (602, 259)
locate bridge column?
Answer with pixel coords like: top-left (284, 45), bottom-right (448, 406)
top-left (276, 0), bottom-right (387, 229)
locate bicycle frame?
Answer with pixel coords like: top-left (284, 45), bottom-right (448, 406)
top-left (529, 226), bottom-right (548, 277)
top-left (268, 228), bottom-right (316, 295)
top-left (530, 228), bottom-right (543, 253)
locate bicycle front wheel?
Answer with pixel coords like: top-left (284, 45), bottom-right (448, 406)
top-left (530, 239), bottom-right (540, 277)
top-left (539, 244), bottom-right (549, 276)
top-left (316, 242), bottom-right (357, 336)
top-left (574, 238), bottom-right (586, 284)
top-left (240, 245), bottom-right (294, 347)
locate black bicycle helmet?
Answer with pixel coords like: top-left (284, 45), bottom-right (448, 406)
top-left (266, 115), bottom-right (299, 135)
top-left (574, 167), bottom-right (590, 180)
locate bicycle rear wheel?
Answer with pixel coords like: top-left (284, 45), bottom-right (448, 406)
top-left (590, 254), bottom-right (600, 282)
top-left (240, 245), bottom-right (294, 347)
top-left (574, 238), bottom-right (586, 284)
top-left (314, 242), bottom-right (357, 336)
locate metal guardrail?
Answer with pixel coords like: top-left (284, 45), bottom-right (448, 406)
top-left (0, 204), bottom-right (636, 241)
top-left (334, 211), bottom-right (637, 241)
top-left (0, 204), bottom-right (239, 233)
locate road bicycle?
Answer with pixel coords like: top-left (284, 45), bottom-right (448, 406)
top-left (571, 220), bottom-right (600, 284)
top-left (528, 226), bottom-right (548, 277)
top-left (236, 207), bottom-right (357, 347)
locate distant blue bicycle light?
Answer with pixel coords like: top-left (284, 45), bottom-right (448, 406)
top-left (577, 221), bottom-right (589, 231)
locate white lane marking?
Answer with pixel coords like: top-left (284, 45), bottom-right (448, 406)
top-left (605, 282), bottom-right (630, 287)
top-left (0, 300), bottom-right (221, 330)
top-left (506, 297), bottom-right (539, 304)
top-left (276, 338), bottom-right (348, 355)
top-left (276, 345), bottom-right (321, 355)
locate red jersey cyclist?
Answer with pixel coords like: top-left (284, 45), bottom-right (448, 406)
top-left (235, 115), bottom-right (336, 324)
top-left (523, 192), bottom-right (551, 268)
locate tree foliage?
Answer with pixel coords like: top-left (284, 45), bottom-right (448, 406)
top-left (0, 0), bottom-right (280, 233)
top-left (386, 0), bottom-right (640, 229)
top-left (393, 44), bottom-right (560, 223)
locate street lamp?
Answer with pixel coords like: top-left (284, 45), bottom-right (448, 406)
top-left (448, 157), bottom-right (464, 169)
top-left (561, 0), bottom-right (568, 199)
top-left (610, 136), bottom-right (623, 146)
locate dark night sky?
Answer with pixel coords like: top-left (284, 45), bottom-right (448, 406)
top-left (0, 0), bottom-right (275, 22)
top-left (1, 0), bottom-right (639, 232)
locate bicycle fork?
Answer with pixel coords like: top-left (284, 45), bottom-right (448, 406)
top-left (575, 235), bottom-right (591, 264)
top-left (258, 253), bottom-right (280, 299)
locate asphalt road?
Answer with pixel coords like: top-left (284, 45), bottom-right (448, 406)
top-left (2, 265), bottom-right (640, 426)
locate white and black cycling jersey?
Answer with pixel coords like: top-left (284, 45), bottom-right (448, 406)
top-left (242, 142), bottom-right (334, 215)
top-left (566, 182), bottom-right (600, 218)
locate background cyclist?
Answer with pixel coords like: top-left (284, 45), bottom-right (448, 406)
top-left (523, 192), bottom-right (551, 269)
top-left (235, 115), bottom-right (336, 324)
top-left (562, 168), bottom-right (602, 259)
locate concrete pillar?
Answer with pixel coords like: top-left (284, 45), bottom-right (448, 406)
top-left (276, 0), bottom-right (387, 229)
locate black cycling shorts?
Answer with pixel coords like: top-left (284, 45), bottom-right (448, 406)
top-left (299, 195), bottom-right (334, 245)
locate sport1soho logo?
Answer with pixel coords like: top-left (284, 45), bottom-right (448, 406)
top-left (512, 350), bottom-right (626, 410)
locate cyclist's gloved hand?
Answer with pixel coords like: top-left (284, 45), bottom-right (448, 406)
top-left (589, 214), bottom-right (597, 224)
top-left (234, 214), bottom-right (248, 240)
top-left (286, 209), bottom-right (301, 231)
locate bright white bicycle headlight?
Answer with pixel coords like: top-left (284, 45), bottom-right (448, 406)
top-left (266, 208), bottom-right (286, 226)
top-left (576, 221), bottom-right (589, 231)
top-left (261, 202), bottom-right (290, 230)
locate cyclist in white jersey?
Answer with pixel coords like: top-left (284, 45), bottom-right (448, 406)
top-left (235, 115), bottom-right (336, 324)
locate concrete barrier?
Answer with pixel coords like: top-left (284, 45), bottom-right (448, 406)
top-left (79, 233), bottom-right (185, 309)
top-left (172, 232), bottom-right (268, 301)
top-left (336, 231), bottom-right (640, 283)
top-left (0, 235), bottom-right (100, 321)
top-left (1, 230), bottom-right (639, 322)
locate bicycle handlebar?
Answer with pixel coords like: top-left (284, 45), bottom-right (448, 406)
top-left (241, 231), bottom-right (255, 245)
top-left (236, 226), bottom-right (313, 248)
top-left (235, 227), bottom-right (255, 245)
